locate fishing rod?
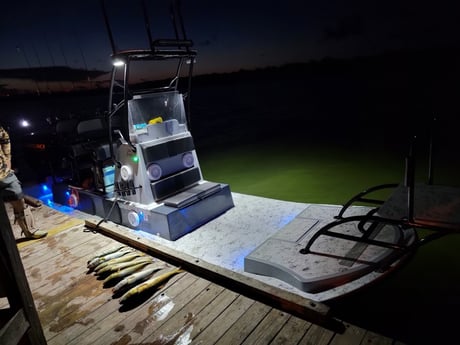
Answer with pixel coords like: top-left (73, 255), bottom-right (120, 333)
top-left (74, 32), bottom-right (93, 90)
top-left (100, 0), bottom-right (117, 55)
top-left (16, 44), bottom-right (41, 95)
top-left (58, 37), bottom-right (76, 91)
top-left (141, 0), bottom-right (154, 47)
top-left (31, 43), bottom-right (51, 94)
top-left (44, 34), bottom-right (64, 92)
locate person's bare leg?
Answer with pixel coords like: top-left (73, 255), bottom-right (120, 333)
top-left (10, 199), bottom-right (47, 239)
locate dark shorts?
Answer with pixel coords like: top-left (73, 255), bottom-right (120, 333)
top-left (0, 172), bottom-right (24, 201)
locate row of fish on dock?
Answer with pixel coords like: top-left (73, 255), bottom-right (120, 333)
top-left (87, 245), bottom-right (183, 304)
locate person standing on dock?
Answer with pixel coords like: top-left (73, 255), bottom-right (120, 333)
top-left (0, 126), bottom-right (47, 239)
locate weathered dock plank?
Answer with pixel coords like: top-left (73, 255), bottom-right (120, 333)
top-left (214, 301), bottom-right (272, 345)
top-left (92, 273), bottom-right (209, 345)
top-left (190, 294), bottom-right (255, 344)
top-left (298, 323), bottom-right (335, 345)
top-left (139, 283), bottom-right (233, 344)
top-left (240, 308), bottom-right (291, 345)
top-left (361, 330), bottom-right (394, 345)
top-left (329, 323), bottom-right (366, 345)
top-left (269, 315), bottom-right (312, 345)
top-left (64, 271), bottom-right (191, 345)
top-left (47, 272), bottom-right (196, 345)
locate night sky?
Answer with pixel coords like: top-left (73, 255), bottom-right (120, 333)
top-left (1, 0), bottom-right (459, 82)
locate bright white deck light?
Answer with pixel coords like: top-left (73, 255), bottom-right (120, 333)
top-left (113, 59), bottom-right (125, 67)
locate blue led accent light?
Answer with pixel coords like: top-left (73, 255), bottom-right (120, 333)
top-left (278, 213), bottom-right (297, 227)
top-left (232, 248), bottom-right (254, 269)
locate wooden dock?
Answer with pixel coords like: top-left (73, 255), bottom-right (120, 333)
top-left (1, 203), bottom-right (406, 345)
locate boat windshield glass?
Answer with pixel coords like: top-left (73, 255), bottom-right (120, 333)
top-left (127, 90), bottom-right (187, 140)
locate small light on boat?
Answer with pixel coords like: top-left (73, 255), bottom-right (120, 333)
top-left (20, 119), bottom-right (30, 127)
top-left (182, 152), bottom-right (194, 168)
top-left (128, 211), bottom-right (141, 227)
top-left (147, 163), bottom-right (162, 181)
top-left (120, 165), bottom-right (133, 181)
top-left (113, 59), bottom-right (125, 67)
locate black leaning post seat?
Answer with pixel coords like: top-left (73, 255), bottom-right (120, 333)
top-left (76, 118), bottom-right (115, 193)
top-left (300, 117), bottom-right (460, 271)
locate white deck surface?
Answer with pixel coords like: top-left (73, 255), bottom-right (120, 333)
top-left (24, 182), bottom-right (409, 303)
top-left (60, 192), bottom-right (408, 302)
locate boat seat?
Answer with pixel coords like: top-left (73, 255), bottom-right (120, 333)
top-left (70, 118), bottom-right (110, 158)
top-left (55, 118), bottom-right (79, 141)
top-left (77, 118), bottom-right (108, 140)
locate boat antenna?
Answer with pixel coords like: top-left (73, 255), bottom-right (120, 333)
top-left (44, 34), bottom-right (64, 92)
top-left (141, 0), bottom-right (154, 48)
top-left (174, 0), bottom-right (188, 41)
top-left (100, 0), bottom-right (117, 54)
top-left (173, 0), bottom-right (194, 130)
top-left (16, 44), bottom-right (41, 95)
top-left (58, 37), bottom-right (76, 91)
top-left (74, 32), bottom-right (93, 89)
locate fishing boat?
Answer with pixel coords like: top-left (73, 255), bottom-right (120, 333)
top-left (39, 0), bottom-right (234, 241)
top-left (21, 0), bottom-right (460, 305)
